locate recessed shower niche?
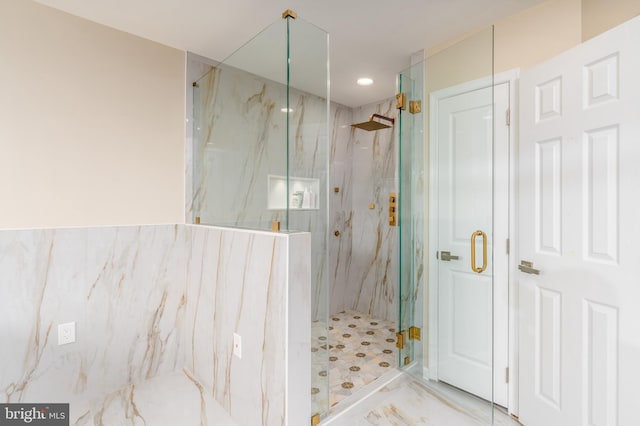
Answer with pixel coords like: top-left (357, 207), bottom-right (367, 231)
top-left (267, 175), bottom-right (320, 210)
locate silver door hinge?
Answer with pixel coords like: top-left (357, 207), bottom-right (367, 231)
top-left (506, 109), bottom-right (511, 126)
top-left (506, 238), bottom-right (510, 255)
top-left (506, 367), bottom-right (509, 383)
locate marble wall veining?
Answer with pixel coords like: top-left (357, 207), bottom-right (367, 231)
top-left (191, 59), bottom-right (422, 326)
top-left (193, 66), bottom-right (288, 228)
top-left (328, 106), bottom-right (354, 316)
top-left (0, 225), bottom-right (189, 416)
top-left (333, 99), bottom-right (400, 322)
top-left (184, 227), bottom-right (311, 426)
top-left (192, 65), bottom-right (329, 323)
top-left (0, 224), bottom-right (310, 426)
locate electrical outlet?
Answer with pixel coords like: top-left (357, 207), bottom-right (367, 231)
top-left (233, 333), bottom-right (242, 359)
top-left (58, 322), bottom-right (76, 345)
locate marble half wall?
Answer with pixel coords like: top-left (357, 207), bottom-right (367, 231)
top-left (184, 227), bottom-right (311, 426)
top-left (0, 224), bottom-right (310, 426)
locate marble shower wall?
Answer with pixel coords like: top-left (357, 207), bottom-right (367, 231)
top-left (0, 225), bottom-right (310, 426)
top-left (335, 98), bottom-right (400, 322)
top-left (328, 105), bottom-right (354, 315)
top-left (191, 64), bottom-right (412, 325)
top-left (193, 66), bottom-right (288, 228)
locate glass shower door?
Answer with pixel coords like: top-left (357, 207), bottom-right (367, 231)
top-left (399, 27), bottom-right (499, 424)
top-left (398, 61), bottom-right (425, 369)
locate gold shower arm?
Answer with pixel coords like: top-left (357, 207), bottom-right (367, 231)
top-left (370, 113), bottom-right (394, 125)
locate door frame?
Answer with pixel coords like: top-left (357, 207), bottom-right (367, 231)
top-left (426, 69), bottom-right (520, 414)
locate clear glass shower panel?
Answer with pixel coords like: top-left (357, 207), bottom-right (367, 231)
top-left (401, 26), bottom-right (497, 424)
top-left (192, 19), bottom-right (288, 230)
top-left (191, 13), bottom-right (330, 421)
top-left (288, 18), bottom-right (331, 420)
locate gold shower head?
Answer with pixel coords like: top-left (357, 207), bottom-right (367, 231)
top-left (351, 113), bottom-right (395, 131)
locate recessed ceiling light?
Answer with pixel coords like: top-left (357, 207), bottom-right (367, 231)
top-left (281, 108), bottom-right (294, 113)
top-left (357, 78), bottom-right (374, 86)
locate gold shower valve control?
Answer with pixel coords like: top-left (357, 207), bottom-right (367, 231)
top-left (389, 193), bottom-right (397, 226)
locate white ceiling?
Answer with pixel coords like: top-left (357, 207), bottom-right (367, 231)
top-left (34, 0), bottom-right (545, 107)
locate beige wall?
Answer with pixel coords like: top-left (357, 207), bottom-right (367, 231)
top-left (426, 27), bottom-right (494, 94)
top-left (494, 0), bottom-right (582, 73)
top-left (428, 0), bottom-right (640, 79)
top-left (424, 0), bottom-right (584, 96)
top-left (0, 0), bottom-right (185, 229)
top-left (494, 0), bottom-right (640, 74)
top-left (583, 0), bottom-right (640, 40)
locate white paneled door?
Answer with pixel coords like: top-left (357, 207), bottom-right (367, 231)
top-left (433, 81), bottom-right (510, 408)
top-left (518, 17), bottom-right (640, 426)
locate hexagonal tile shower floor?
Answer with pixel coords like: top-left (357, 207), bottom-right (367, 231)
top-left (311, 310), bottom-right (398, 411)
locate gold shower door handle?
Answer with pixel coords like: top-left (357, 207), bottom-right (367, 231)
top-left (471, 230), bottom-right (487, 273)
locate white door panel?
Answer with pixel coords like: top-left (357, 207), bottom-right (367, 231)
top-left (435, 82), bottom-right (510, 407)
top-left (519, 16), bottom-right (640, 426)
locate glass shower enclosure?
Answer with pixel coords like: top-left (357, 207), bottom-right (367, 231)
top-left (192, 10), bottom-right (500, 423)
top-left (191, 12), bottom-right (331, 420)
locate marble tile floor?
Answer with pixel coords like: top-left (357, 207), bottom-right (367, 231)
top-left (312, 310), bottom-right (398, 412)
top-left (73, 369), bottom-right (236, 426)
top-left (321, 373), bottom-right (523, 426)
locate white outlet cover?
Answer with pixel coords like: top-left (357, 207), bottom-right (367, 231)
top-left (58, 322), bottom-right (76, 345)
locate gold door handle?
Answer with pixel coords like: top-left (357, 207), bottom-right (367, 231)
top-left (471, 230), bottom-right (487, 273)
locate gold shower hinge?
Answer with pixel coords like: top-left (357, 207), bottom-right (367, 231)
top-left (396, 93), bottom-right (407, 110)
top-left (396, 332), bottom-right (404, 349)
top-left (311, 413), bottom-right (320, 426)
top-left (404, 356), bottom-right (411, 365)
top-left (409, 326), bottom-right (421, 341)
top-left (409, 100), bottom-right (422, 114)
top-left (282, 9), bottom-right (297, 19)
